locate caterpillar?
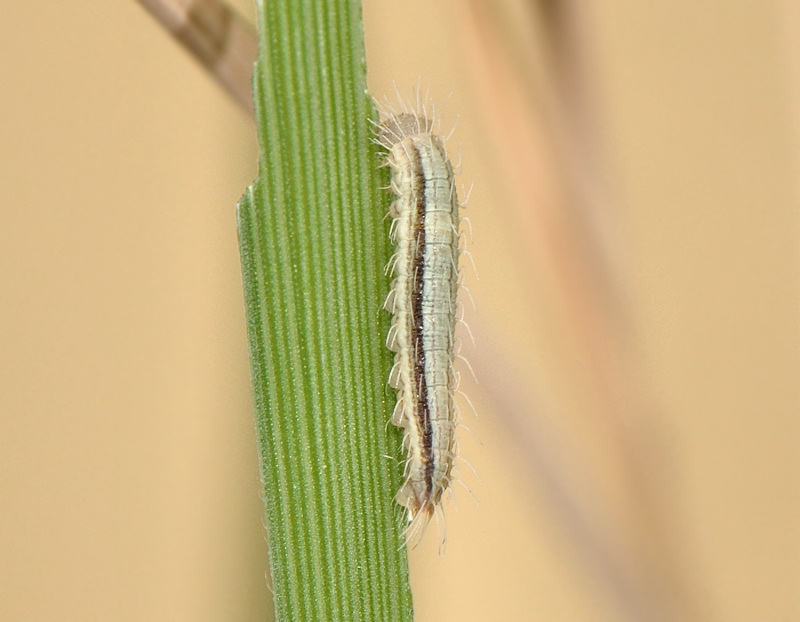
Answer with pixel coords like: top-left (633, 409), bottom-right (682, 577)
top-left (376, 107), bottom-right (462, 542)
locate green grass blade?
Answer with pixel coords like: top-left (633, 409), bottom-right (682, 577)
top-left (236, 1), bottom-right (413, 620)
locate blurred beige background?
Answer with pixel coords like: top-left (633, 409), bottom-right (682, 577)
top-left (1, 2), bottom-right (798, 621)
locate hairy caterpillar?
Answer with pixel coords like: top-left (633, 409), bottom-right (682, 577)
top-left (376, 107), bottom-right (462, 542)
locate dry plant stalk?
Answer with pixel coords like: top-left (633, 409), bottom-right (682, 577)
top-left (136, 0), bottom-right (257, 116)
top-left (453, 0), bottom-right (703, 620)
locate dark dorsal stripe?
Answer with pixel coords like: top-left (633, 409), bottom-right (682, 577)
top-left (407, 143), bottom-right (434, 499)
